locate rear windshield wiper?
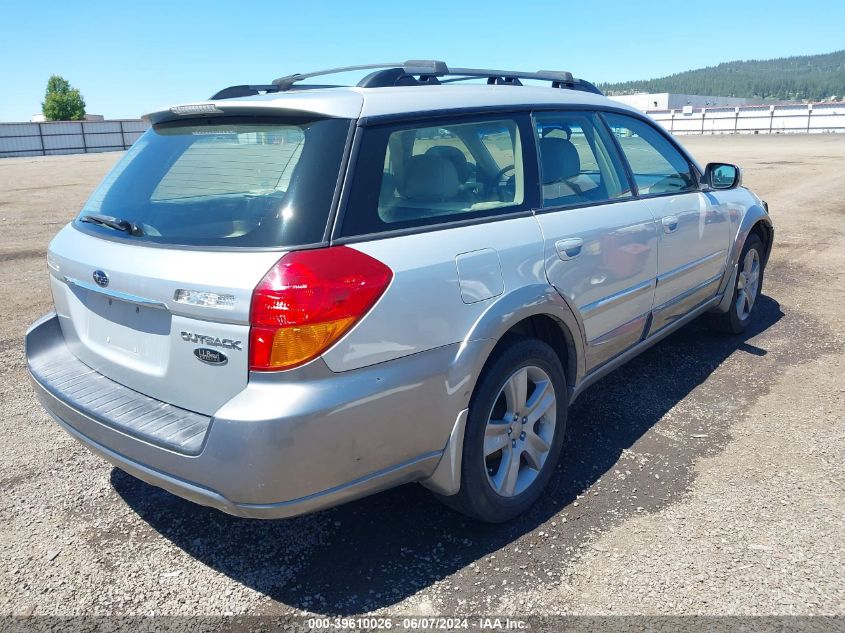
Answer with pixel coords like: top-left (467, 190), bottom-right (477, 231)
top-left (80, 214), bottom-right (144, 237)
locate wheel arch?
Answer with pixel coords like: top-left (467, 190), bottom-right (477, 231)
top-left (423, 285), bottom-right (585, 496)
top-left (732, 204), bottom-right (773, 268)
top-left (713, 204), bottom-right (773, 314)
top-left (458, 283), bottom-right (585, 393)
top-left (748, 216), bottom-right (774, 268)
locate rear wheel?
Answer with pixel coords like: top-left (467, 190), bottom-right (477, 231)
top-left (438, 337), bottom-right (567, 523)
top-left (712, 234), bottom-right (765, 334)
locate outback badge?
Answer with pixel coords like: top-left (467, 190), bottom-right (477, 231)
top-left (194, 348), bottom-right (227, 366)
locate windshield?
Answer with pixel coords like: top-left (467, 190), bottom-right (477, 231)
top-left (75, 116), bottom-right (351, 248)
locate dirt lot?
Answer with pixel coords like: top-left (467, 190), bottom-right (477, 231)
top-left (0, 135), bottom-right (843, 619)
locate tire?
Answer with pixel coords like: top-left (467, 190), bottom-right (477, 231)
top-left (437, 336), bottom-right (567, 523)
top-left (712, 233), bottom-right (765, 334)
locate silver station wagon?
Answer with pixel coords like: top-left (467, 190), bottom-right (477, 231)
top-left (26, 61), bottom-right (773, 522)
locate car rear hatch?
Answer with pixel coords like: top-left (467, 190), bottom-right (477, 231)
top-left (46, 110), bottom-right (353, 416)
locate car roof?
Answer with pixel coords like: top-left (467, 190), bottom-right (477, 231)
top-left (145, 84), bottom-right (640, 123)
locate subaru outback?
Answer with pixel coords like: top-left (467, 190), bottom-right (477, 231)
top-left (25, 61), bottom-right (773, 522)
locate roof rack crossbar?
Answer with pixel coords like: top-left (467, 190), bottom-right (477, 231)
top-left (447, 67), bottom-right (574, 85)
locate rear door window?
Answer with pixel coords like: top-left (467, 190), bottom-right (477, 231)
top-left (339, 115), bottom-right (538, 237)
top-left (602, 112), bottom-right (698, 195)
top-left (534, 112), bottom-right (633, 208)
top-left (76, 117), bottom-right (351, 248)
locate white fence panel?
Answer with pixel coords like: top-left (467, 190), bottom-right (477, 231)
top-left (85, 132), bottom-right (126, 148)
top-left (40, 121), bottom-right (84, 135)
top-left (0, 119), bottom-right (150, 157)
top-left (771, 105), bottom-right (808, 132)
top-left (645, 102), bottom-right (844, 136)
top-left (42, 134), bottom-right (83, 150)
top-left (810, 104), bottom-right (845, 132)
top-left (702, 108), bottom-right (737, 134)
top-left (672, 113), bottom-right (704, 134)
top-left (121, 120), bottom-right (148, 133)
top-left (0, 134), bottom-right (43, 153)
top-left (735, 108), bottom-right (771, 132)
top-left (82, 121), bottom-right (121, 133)
top-left (0, 122), bottom-right (41, 138)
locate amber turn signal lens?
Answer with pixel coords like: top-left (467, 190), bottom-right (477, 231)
top-left (264, 318), bottom-right (355, 369)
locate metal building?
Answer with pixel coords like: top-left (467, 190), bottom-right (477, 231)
top-left (609, 93), bottom-right (748, 112)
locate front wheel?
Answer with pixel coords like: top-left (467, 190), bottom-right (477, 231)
top-left (712, 233), bottom-right (765, 334)
top-left (437, 337), bottom-right (567, 523)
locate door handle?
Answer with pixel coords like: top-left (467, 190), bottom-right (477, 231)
top-left (555, 238), bottom-right (584, 260)
top-left (662, 215), bottom-right (679, 234)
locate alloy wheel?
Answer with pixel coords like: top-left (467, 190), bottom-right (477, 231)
top-left (736, 248), bottom-right (761, 320)
top-left (483, 365), bottom-right (557, 497)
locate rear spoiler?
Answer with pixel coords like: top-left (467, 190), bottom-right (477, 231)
top-left (143, 94), bottom-right (363, 125)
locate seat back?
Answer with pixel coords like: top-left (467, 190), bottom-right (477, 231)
top-left (539, 137), bottom-right (581, 184)
top-left (398, 153), bottom-right (460, 202)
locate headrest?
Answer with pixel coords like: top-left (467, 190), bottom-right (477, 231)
top-left (400, 154), bottom-right (460, 202)
top-left (425, 145), bottom-right (470, 183)
top-left (539, 137), bottom-right (581, 183)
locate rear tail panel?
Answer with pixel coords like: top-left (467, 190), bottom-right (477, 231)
top-left (48, 225), bottom-right (283, 416)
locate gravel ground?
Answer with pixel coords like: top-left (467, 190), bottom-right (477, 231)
top-left (0, 135), bottom-right (843, 620)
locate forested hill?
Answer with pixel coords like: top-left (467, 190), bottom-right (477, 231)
top-left (601, 50), bottom-right (845, 101)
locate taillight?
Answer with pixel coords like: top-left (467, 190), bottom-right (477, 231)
top-left (249, 246), bottom-right (393, 371)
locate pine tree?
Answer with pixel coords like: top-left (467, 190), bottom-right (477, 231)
top-left (600, 50), bottom-right (845, 102)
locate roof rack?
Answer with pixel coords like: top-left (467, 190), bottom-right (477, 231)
top-left (210, 60), bottom-right (602, 100)
top-left (209, 83), bottom-right (341, 100)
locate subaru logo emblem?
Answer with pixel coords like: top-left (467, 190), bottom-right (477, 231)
top-left (92, 270), bottom-right (109, 288)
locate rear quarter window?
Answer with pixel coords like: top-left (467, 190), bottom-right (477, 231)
top-left (339, 114), bottom-right (539, 238)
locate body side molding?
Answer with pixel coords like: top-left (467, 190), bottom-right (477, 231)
top-left (572, 295), bottom-right (720, 401)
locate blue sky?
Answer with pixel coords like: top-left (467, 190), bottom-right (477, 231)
top-left (1, 0), bottom-right (842, 121)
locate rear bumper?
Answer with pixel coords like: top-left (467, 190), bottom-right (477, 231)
top-left (26, 313), bottom-right (483, 518)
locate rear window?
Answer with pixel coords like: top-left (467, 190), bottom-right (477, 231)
top-left (76, 116), bottom-right (351, 248)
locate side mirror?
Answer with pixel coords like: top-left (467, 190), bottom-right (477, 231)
top-left (704, 162), bottom-right (741, 190)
